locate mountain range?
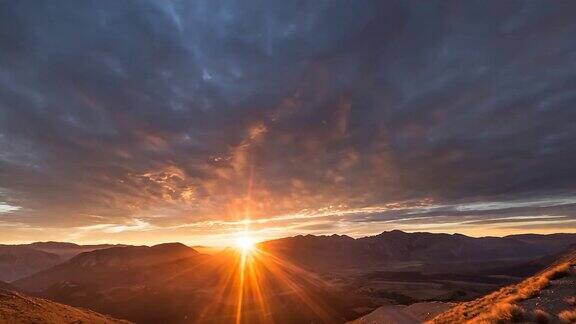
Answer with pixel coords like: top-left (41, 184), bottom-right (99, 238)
top-left (25, 242), bottom-right (124, 260)
top-left (1, 230), bottom-right (576, 323)
top-left (259, 230), bottom-right (576, 271)
top-left (11, 243), bottom-right (356, 323)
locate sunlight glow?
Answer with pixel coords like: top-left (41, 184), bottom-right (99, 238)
top-left (195, 235), bottom-right (336, 324)
top-left (235, 235), bottom-right (255, 253)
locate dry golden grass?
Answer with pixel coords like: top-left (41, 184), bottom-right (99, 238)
top-left (0, 289), bottom-right (131, 324)
top-left (468, 302), bottom-right (525, 324)
top-left (558, 308), bottom-right (576, 323)
top-left (543, 263), bottom-right (570, 280)
top-left (430, 256), bottom-right (575, 324)
top-left (513, 276), bottom-right (550, 300)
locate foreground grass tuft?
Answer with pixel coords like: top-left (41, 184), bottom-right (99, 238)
top-left (558, 308), bottom-right (576, 323)
top-left (469, 302), bottom-right (525, 324)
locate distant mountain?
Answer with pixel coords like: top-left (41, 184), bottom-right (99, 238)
top-left (0, 287), bottom-right (130, 323)
top-left (505, 233), bottom-right (576, 252)
top-left (15, 243), bottom-right (199, 292)
top-left (0, 242), bottom-right (126, 282)
top-left (24, 241), bottom-right (126, 260)
top-left (0, 245), bottom-right (61, 282)
top-left (430, 248), bottom-right (576, 323)
top-left (258, 230), bottom-right (576, 271)
top-left (13, 243), bottom-right (216, 323)
top-left (191, 245), bottom-right (226, 255)
top-left (467, 243), bottom-right (576, 278)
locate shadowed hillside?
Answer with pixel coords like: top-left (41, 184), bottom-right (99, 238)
top-left (0, 242), bottom-right (130, 282)
top-left (14, 243), bottom-right (200, 292)
top-left (0, 246), bottom-right (61, 282)
top-left (0, 287), bottom-right (131, 323)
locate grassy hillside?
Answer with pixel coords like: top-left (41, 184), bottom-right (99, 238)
top-left (0, 288), bottom-right (131, 323)
top-left (430, 249), bottom-right (576, 323)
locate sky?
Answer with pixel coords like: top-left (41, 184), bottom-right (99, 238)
top-left (1, 0), bottom-right (576, 246)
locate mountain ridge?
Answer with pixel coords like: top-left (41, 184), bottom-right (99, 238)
top-left (258, 230), bottom-right (576, 271)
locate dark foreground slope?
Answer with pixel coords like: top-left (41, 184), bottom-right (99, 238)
top-left (0, 287), bottom-right (131, 324)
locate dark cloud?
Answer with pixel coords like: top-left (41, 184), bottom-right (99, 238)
top-left (1, 0), bottom-right (576, 240)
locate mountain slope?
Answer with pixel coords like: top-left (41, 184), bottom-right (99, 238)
top-left (0, 287), bottom-right (131, 323)
top-left (0, 246), bottom-right (61, 282)
top-left (13, 243), bottom-right (212, 323)
top-left (430, 249), bottom-right (576, 323)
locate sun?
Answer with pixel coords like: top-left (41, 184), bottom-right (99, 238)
top-left (235, 235), bottom-right (255, 253)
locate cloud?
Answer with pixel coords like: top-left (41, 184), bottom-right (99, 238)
top-left (77, 219), bottom-right (154, 234)
top-left (0, 202), bottom-right (20, 214)
top-left (0, 0), bottom-right (576, 243)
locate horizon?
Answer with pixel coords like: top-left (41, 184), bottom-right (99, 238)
top-left (5, 228), bottom-right (576, 248)
top-left (1, 1), bottom-right (576, 247)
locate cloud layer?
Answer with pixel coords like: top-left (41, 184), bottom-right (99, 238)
top-left (1, 0), bottom-right (576, 244)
